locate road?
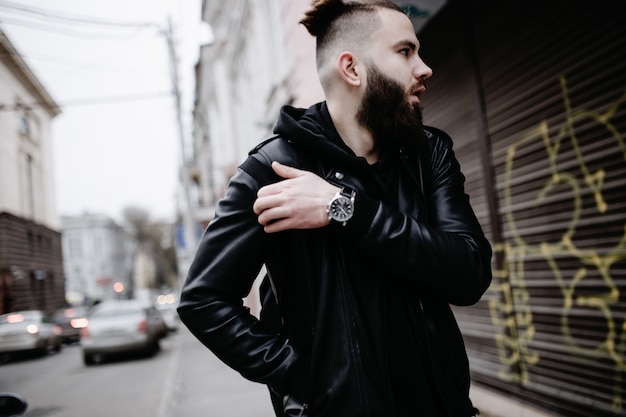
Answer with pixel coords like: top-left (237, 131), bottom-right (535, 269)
top-left (0, 328), bottom-right (275, 417)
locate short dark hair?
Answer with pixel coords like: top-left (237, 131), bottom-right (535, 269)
top-left (300, 0), bottom-right (405, 67)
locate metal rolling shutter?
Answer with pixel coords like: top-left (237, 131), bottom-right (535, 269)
top-left (420, 1), bottom-right (626, 416)
top-left (419, 0), bottom-right (505, 401)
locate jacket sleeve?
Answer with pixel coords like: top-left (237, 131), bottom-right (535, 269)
top-left (348, 132), bottom-right (492, 306)
top-left (176, 161), bottom-right (300, 394)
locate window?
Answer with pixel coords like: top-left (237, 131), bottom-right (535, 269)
top-left (18, 113), bottom-right (30, 137)
top-left (17, 108), bottom-right (39, 142)
top-left (22, 154), bottom-right (35, 218)
top-left (27, 231), bottom-right (34, 254)
top-left (69, 237), bottom-right (82, 257)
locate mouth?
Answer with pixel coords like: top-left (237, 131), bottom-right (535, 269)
top-left (410, 85), bottom-right (426, 104)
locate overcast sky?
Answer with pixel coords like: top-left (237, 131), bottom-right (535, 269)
top-left (0, 0), bottom-right (206, 223)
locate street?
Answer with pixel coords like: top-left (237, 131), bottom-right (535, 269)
top-left (0, 328), bottom-right (275, 417)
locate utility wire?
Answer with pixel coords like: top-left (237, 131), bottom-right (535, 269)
top-left (0, 16), bottom-right (153, 40)
top-left (0, 0), bottom-right (161, 30)
top-left (0, 2), bottom-right (186, 135)
top-left (0, 2), bottom-right (170, 95)
top-left (2, 48), bottom-right (164, 79)
top-left (0, 91), bottom-right (173, 112)
top-left (61, 91), bottom-right (173, 107)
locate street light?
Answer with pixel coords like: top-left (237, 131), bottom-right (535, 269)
top-left (113, 282), bottom-right (124, 296)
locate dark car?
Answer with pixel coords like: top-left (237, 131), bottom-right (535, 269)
top-left (53, 306), bottom-right (90, 344)
top-left (80, 299), bottom-right (166, 365)
top-left (0, 393), bottom-right (28, 416)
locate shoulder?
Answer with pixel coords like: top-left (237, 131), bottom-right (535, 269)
top-left (422, 126), bottom-right (456, 167)
top-left (248, 135), bottom-right (299, 165)
top-left (238, 135), bottom-right (302, 186)
top-left (423, 126), bottom-right (453, 149)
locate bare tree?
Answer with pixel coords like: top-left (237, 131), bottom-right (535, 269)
top-left (122, 206), bottom-right (178, 295)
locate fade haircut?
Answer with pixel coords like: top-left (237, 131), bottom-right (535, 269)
top-left (300, 0), bottom-right (405, 75)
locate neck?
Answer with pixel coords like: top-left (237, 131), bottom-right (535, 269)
top-left (326, 100), bottom-right (379, 164)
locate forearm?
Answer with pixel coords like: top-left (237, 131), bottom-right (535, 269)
top-left (345, 138), bottom-right (492, 305)
top-left (360, 203), bottom-right (492, 305)
top-left (177, 169), bottom-right (299, 392)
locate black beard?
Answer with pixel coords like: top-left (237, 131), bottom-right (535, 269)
top-left (356, 64), bottom-right (424, 150)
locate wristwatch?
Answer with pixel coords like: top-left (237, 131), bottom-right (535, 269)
top-left (327, 187), bottom-right (356, 226)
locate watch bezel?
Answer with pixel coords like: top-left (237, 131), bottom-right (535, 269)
top-left (327, 188), bottom-right (356, 226)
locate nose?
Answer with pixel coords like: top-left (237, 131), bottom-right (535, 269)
top-left (414, 56), bottom-right (433, 81)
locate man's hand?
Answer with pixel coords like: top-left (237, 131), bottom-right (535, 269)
top-left (253, 161), bottom-right (340, 233)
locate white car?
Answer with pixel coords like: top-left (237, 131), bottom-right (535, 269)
top-left (155, 301), bottom-right (180, 332)
top-left (0, 310), bottom-right (62, 358)
top-left (80, 299), bottom-right (166, 365)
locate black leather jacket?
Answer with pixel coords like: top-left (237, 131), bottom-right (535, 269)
top-left (178, 103), bottom-right (492, 417)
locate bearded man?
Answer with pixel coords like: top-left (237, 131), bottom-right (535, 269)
top-left (178, 1), bottom-right (492, 416)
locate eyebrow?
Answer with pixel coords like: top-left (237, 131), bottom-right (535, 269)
top-left (393, 39), bottom-right (417, 52)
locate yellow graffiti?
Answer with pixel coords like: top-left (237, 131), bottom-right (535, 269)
top-left (490, 242), bottom-right (539, 385)
top-left (489, 75), bottom-right (626, 412)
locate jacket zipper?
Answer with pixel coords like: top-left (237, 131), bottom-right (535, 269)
top-left (415, 297), bottom-right (455, 417)
top-left (336, 266), bottom-right (369, 414)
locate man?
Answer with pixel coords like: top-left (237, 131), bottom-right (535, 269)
top-left (177, 1), bottom-right (492, 416)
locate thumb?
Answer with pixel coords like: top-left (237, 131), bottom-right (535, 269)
top-left (271, 161), bottom-right (305, 179)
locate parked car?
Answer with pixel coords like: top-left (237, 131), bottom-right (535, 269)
top-left (53, 306), bottom-right (90, 344)
top-left (155, 300), bottom-right (179, 332)
top-left (80, 299), bottom-right (166, 365)
top-left (0, 310), bottom-right (62, 359)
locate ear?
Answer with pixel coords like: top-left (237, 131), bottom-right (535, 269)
top-left (337, 51), bottom-right (362, 87)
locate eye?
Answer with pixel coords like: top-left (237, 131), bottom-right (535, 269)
top-left (399, 48), bottom-right (410, 56)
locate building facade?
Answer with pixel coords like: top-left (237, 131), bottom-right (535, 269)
top-left (0, 29), bottom-right (64, 314)
top-left (61, 213), bottom-right (134, 303)
top-left (192, 0), bottom-right (320, 220)
top-left (191, 1), bottom-right (626, 416)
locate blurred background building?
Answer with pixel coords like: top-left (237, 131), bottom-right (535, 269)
top-left (61, 210), bottom-right (178, 307)
top-left (1, 27), bottom-right (176, 313)
top-left (0, 28), bottom-right (64, 315)
top-left (60, 213), bottom-right (134, 304)
top-left (187, 1), bottom-right (626, 417)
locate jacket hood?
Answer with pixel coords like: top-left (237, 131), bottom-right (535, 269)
top-left (272, 101), bottom-right (414, 194)
top-left (273, 102), bottom-right (363, 167)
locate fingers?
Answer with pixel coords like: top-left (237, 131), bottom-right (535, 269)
top-left (271, 161), bottom-right (306, 179)
top-left (263, 218), bottom-right (292, 234)
top-left (252, 162), bottom-right (339, 233)
top-left (257, 162), bottom-right (307, 198)
top-left (253, 194), bottom-right (284, 217)
top-left (260, 206), bottom-right (329, 233)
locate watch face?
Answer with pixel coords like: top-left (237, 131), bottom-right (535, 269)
top-left (329, 196), bottom-right (354, 222)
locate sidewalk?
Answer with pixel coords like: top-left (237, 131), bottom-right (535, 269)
top-left (166, 328), bottom-right (554, 417)
top-left (471, 384), bottom-right (556, 417)
top-left (167, 328), bottom-right (276, 417)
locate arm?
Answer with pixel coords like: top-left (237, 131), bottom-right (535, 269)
top-left (253, 135), bottom-right (491, 306)
top-left (177, 164), bottom-right (300, 394)
top-left (356, 133), bottom-right (492, 305)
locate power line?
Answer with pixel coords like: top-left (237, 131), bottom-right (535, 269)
top-left (3, 49), bottom-right (164, 79)
top-left (0, 91), bottom-right (173, 112)
top-left (61, 91), bottom-right (173, 107)
top-left (0, 16), bottom-right (153, 40)
top-left (0, 1), bottom-right (161, 30)
top-left (0, 3), bottom-right (170, 90)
